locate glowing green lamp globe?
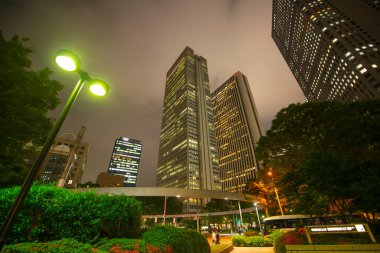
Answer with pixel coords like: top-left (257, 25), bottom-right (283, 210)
top-left (89, 79), bottom-right (109, 96)
top-left (54, 49), bottom-right (81, 71)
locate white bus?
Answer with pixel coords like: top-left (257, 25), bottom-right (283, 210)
top-left (263, 214), bottom-right (313, 234)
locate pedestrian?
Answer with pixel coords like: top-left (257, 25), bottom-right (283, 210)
top-left (212, 230), bottom-right (216, 243)
top-left (216, 231), bottom-right (220, 244)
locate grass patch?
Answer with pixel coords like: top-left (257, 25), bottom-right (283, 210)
top-left (211, 244), bottom-right (232, 253)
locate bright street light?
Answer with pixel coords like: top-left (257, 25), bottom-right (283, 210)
top-left (54, 49), bottom-right (81, 71)
top-left (89, 79), bottom-right (109, 97)
top-left (267, 169), bottom-right (284, 216)
top-left (0, 49), bottom-right (109, 250)
top-left (254, 203), bottom-right (263, 235)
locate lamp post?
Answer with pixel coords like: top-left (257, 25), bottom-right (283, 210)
top-left (268, 169), bottom-right (284, 216)
top-left (0, 49), bottom-right (109, 250)
top-left (254, 203), bottom-right (263, 235)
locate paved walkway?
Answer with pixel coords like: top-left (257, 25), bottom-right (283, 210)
top-left (208, 235), bottom-right (275, 253)
top-left (230, 247), bottom-right (274, 253)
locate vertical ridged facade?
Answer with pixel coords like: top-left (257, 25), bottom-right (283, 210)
top-left (108, 137), bottom-right (142, 187)
top-left (212, 72), bottom-right (262, 192)
top-left (156, 47), bottom-right (220, 197)
top-left (272, 0), bottom-right (380, 101)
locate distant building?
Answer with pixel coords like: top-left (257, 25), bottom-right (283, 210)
top-left (156, 46), bottom-right (220, 212)
top-left (212, 72), bottom-right (263, 192)
top-left (96, 172), bottom-right (124, 187)
top-left (40, 127), bottom-right (88, 188)
top-left (107, 137), bottom-right (142, 187)
top-left (272, 0), bottom-right (380, 101)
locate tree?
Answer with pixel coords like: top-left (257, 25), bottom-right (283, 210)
top-left (0, 32), bottom-right (63, 187)
top-left (136, 196), bottom-right (183, 215)
top-left (244, 167), bottom-right (281, 217)
top-left (256, 100), bottom-right (380, 220)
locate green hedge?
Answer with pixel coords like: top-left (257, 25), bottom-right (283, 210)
top-left (0, 184), bottom-right (142, 244)
top-left (2, 238), bottom-right (106, 253)
top-left (2, 238), bottom-right (172, 253)
top-left (142, 226), bottom-right (210, 253)
top-left (232, 235), bottom-right (272, 247)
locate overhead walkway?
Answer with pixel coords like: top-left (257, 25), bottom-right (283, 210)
top-left (72, 187), bottom-right (266, 226)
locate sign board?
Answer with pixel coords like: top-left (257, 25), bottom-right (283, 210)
top-left (305, 224), bottom-right (376, 244)
top-left (309, 224), bottom-right (366, 233)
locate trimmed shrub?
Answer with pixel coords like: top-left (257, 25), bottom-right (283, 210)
top-left (232, 235), bottom-right (245, 246)
top-left (232, 235), bottom-right (272, 247)
top-left (95, 238), bottom-right (156, 253)
top-left (266, 229), bottom-right (284, 241)
top-left (2, 238), bottom-right (105, 253)
top-left (2, 238), bottom-right (174, 253)
top-left (246, 236), bottom-right (272, 247)
top-left (243, 230), bottom-right (260, 237)
top-left (142, 226), bottom-right (210, 253)
top-left (273, 233), bottom-right (286, 253)
top-left (273, 228), bottom-right (307, 253)
top-left (0, 184), bottom-right (142, 244)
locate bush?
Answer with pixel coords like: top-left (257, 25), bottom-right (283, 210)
top-left (2, 238), bottom-right (174, 253)
top-left (232, 235), bottom-right (272, 247)
top-left (95, 238), bottom-right (170, 253)
top-left (232, 235), bottom-right (245, 246)
top-left (0, 184), bottom-right (142, 244)
top-left (273, 228), bottom-right (307, 253)
top-left (243, 230), bottom-right (260, 236)
top-left (142, 226), bottom-right (210, 253)
top-left (2, 238), bottom-right (105, 253)
top-left (273, 233), bottom-right (286, 253)
top-left (266, 229), bottom-right (284, 241)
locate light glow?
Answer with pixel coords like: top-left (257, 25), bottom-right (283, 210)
top-left (54, 49), bottom-right (80, 71)
top-left (89, 79), bottom-right (109, 96)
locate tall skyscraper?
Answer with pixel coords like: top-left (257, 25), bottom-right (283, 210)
top-left (272, 0), bottom-right (380, 101)
top-left (156, 47), bottom-right (221, 195)
top-left (108, 137), bottom-right (142, 187)
top-left (40, 128), bottom-right (88, 188)
top-left (212, 72), bottom-right (263, 192)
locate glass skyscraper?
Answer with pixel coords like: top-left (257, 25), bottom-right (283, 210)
top-left (108, 137), bottom-right (142, 187)
top-left (212, 72), bottom-right (263, 192)
top-left (156, 47), bottom-right (221, 197)
top-left (272, 0), bottom-right (380, 101)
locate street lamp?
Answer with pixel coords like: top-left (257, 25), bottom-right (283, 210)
top-left (268, 169), bottom-right (284, 216)
top-left (254, 203), bottom-right (263, 235)
top-left (0, 49), bottom-right (109, 250)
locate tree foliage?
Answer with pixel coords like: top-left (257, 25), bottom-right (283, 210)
top-left (255, 100), bottom-right (380, 220)
top-left (0, 31), bottom-right (63, 187)
top-left (137, 196), bottom-right (183, 215)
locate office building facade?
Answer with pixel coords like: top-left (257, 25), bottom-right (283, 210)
top-left (108, 137), bottom-right (142, 187)
top-left (40, 131), bottom-right (88, 188)
top-left (272, 0), bottom-right (380, 101)
top-left (212, 72), bottom-right (263, 192)
top-left (156, 47), bottom-right (221, 196)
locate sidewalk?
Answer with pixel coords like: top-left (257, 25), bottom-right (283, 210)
top-left (208, 234), bottom-right (275, 253)
top-left (230, 247), bottom-right (274, 253)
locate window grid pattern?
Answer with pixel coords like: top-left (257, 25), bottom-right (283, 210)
top-left (108, 137), bottom-right (142, 187)
top-left (156, 47), bottom-right (220, 195)
top-left (212, 73), bottom-right (261, 193)
top-left (272, 0), bottom-right (380, 101)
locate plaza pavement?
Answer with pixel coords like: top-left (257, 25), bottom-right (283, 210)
top-left (208, 234), bottom-right (275, 253)
top-left (230, 247), bottom-right (274, 253)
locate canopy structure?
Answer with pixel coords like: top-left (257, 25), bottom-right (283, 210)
top-left (72, 187), bottom-right (266, 230)
top-left (73, 187), bottom-right (264, 204)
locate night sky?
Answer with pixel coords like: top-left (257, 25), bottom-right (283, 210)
top-left (0, 0), bottom-right (305, 186)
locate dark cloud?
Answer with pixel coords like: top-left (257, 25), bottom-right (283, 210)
top-left (0, 0), bottom-right (304, 186)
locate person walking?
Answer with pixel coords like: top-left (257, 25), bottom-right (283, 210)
top-left (212, 230), bottom-right (216, 243)
top-left (215, 231), bottom-right (220, 244)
